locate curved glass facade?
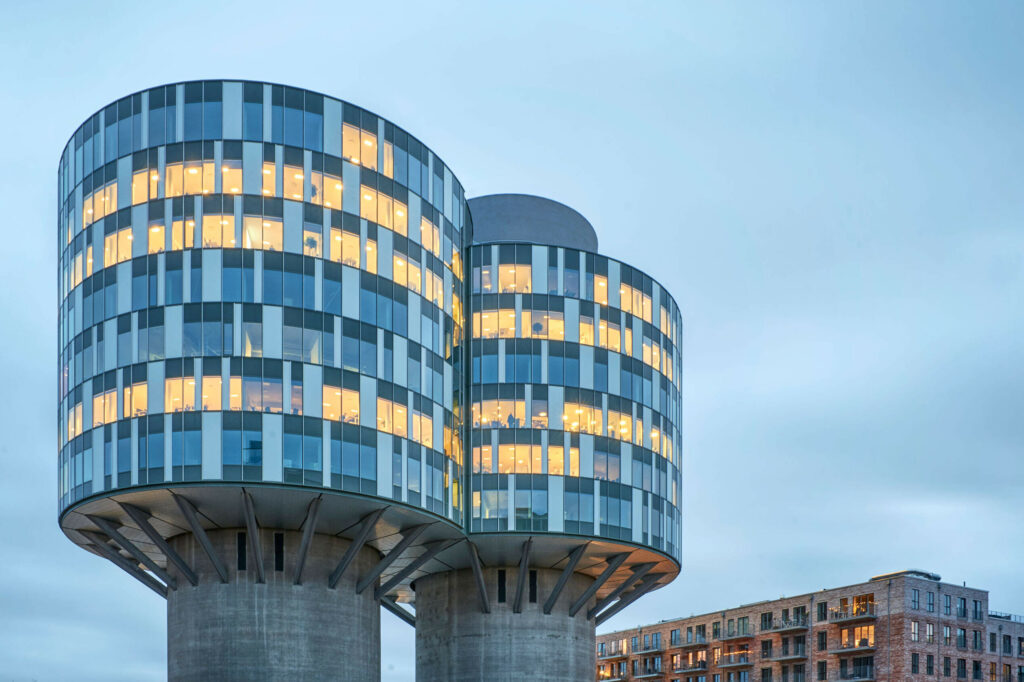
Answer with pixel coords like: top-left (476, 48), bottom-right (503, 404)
top-left (57, 81), bottom-right (470, 526)
top-left (467, 243), bottom-right (682, 562)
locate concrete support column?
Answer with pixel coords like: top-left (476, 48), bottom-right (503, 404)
top-left (166, 529), bottom-right (380, 682)
top-left (415, 567), bottom-right (596, 682)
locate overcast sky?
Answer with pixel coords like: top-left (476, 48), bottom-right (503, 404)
top-left (1, 2), bottom-right (1022, 679)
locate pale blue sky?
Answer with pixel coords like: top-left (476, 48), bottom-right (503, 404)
top-left (1, 2), bottom-right (1022, 679)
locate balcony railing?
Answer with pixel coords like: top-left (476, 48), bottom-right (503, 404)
top-left (634, 643), bottom-right (664, 654)
top-left (674, 660), bottom-right (709, 674)
top-left (830, 639), bottom-right (876, 654)
top-left (598, 649), bottom-right (628, 660)
top-left (634, 669), bottom-right (663, 679)
top-left (829, 603), bottom-right (877, 623)
top-left (769, 617), bottom-right (809, 633)
top-left (836, 670), bottom-right (875, 682)
top-left (768, 645), bottom-right (808, 661)
top-left (719, 654), bottom-right (753, 668)
top-left (717, 627), bottom-right (756, 641)
top-left (674, 635), bottom-right (709, 649)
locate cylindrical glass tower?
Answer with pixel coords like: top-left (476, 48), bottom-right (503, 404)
top-left (56, 81), bottom-right (682, 682)
top-left (56, 80), bottom-right (471, 681)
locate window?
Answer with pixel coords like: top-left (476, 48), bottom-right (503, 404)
top-left (816, 662), bottom-right (826, 682)
top-left (927, 623), bottom-right (935, 644)
top-left (944, 658), bottom-right (951, 678)
top-left (973, 600), bottom-right (983, 620)
top-left (817, 602), bottom-right (828, 622)
top-left (912, 621), bottom-right (920, 642)
top-left (959, 659), bottom-right (968, 679)
top-left (945, 626), bottom-right (951, 646)
top-left (945, 595), bottom-right (952, 616)
top-left (912, 654), bottom-right (920, 674)
top-left (927, 655), bottom-right (935, 675)
top-left (912, 589), bottom-right (921, 609)
top-left (928, 592), bottom-right (936, 612)
top-left (974, 661), bottom-right (982, 680)
top-left (817, 631), bottom-right (827, 651)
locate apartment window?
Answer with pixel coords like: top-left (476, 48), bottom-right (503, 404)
top-left (974, 661), bottom-right (982, 680)
top-left (913, 589), bottom-right (921, 610)
top-left (928, 655), bottom-right (935, 675)
top-left (973, 601), bottom-right (983, 620)
top-left (762, 641), bottom-right (773, 658)
top-left (817, 602), bottom-right (827, 622)
top-left (945, 658), bottom-right (951, 678)
top-left (762, 668), bottom-right (773, 682)
top-left (817, 631), bottom-right (827, 651)
top-left (959, 629), bottom-right (968, 648)
top-left (990, 633), bottom-right (998, 653)
top-left (928, 592), bottom-right (936, 612)
top-left (761, 612), bottom-right (774, 631)
top-left (959, 598), bottom-right (968, 618)
top-left (927, 623), bottom-right (935, 644)
top-left (974, 631), bottom-right (983, 651)
top-left (817, 662), bottom-right (826, 681)
top-left (913, 654), bottom-right (921, 674)
top-left (912, 621), bottom-right (920, 642)
top-left (945, 626), bottom-right (952, 646)
top-left (945, 595), bottom-right (953, 616)
top-left (958, 659), bottom-right (967, 679)
top-left (1003, 635), bottom-right (1013, 655)
top-left (671, 629), bottom-right (681, 646)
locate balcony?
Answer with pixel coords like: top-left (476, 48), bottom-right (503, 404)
top-left (717, 627), bottom-right (756, 641)
top-left (673, 636), bottom-right (709, 650)
top-left (830, 639), bottom-right (876, 655)
top-left (634, 644), bottom-right (664, 654)
top-left (598, 649), bottom-right (628, 660)
top-left (829, 604), bottom-right (877, 624)
top-left (768, 646), bottom-right (808, 662)
top-left (597, 675), bottom-right (626, 682)
top-left (634, 670), bottom-right (664, 679)
top-left (719, 654), bottom-right (753, 668)
top-left (674, 661), bottom-right (709, 674)
top-left (836, 671), bottom-right (875, 682)
top-left (768, 617), bottom-right (810, 633)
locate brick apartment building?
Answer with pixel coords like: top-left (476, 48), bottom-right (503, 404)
top-left (597, 570), bottom-right (1024, 682)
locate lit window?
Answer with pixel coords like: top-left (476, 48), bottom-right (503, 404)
top-left (498, 309), bottom-right (515, 338)
top-left (116, 227), bottom-right (133, 264)
top-left (164, 377), bottom-right (196, 413)
top-left (303, 226), bottom-right (322, 257)
top-left (148, 222), bottom-right (165, 254)
top-left (393, 200), bottom-right (408, 236)
top-left (413, 410), bottom-right (433, 448)
top-left (221, 160), bottom-right (242, 194)
top-left (360, 129), bottom-right (377, 170)
top-left (364, 239), bottom-right (377, 274)
top-left (165, 162), bottom-right (184, 197)
top-left (322, 174), bottom-right (342, 208)
top-left (228, 376), bottom-right (242, 411)
top-left (184, 161), bottom-right (203, 195)
top-left (149, 169), bottom-right (160, 201)
top-left (202, 376), bottom-right (222, 411)
top-left (342, 124), bottom-right (361, 164)
top-left (548, 445), bottom-right (564, 475)
top-left (382, 141), bottom-right (394, 179)
top-left (594, 275), bottom-right (608, 305)
top-left (263, 218), bottom-right (283, 251)
top-left (393, 255), bottom-right (408, 288)
top-left (284, 164), bottom-right (303, 200)
top-left (310, 169), bottom-right (324, 206)
top-left (92, 390), bottom-right (115, 427)
top-left (262, 161), bottom-right (276, 196)
top-left (170, 219), bottom-right (190, 250)
top-left (569, 447), bottom-right (580, 476)
top-left (123, 381), bottom-right (148, 418)
top-left (132, 170), bottom-right (149, 205)
top-left (360, 185), bottom-right (377, 223)
top-left (580, 315), bottom-right (595, 345)
top-left (202, 159), bottom-right (216, 195)
top-left (377, 192), bottom-right (393, 230)
top-left (599, 320), bottom-right (621, 352)
top-left (420, 218), bottom-right (440, 257)
top-left (429, 271), bottom-right (443, 309)
top-left (407, 258), bottom-right (422, 295)
top-left (243, 217), bottom-right (262, 250)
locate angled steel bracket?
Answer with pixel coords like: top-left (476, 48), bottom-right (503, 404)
top-left (587, 562), bottom-right (656, 619)
top-left (543, 543), bottom-right (588, 614)
top-left (119, 501), bottom-right (199, 586)
top-left (374, 538), bottom-right (460, 600)
top-left (328, 507), bottom-right (386, 589)
top-left (355, 524), bottom-right (430, 595)
top-left (381, 596), bottom-right (416, 627)
top-left (467, 541), bottom-right (490, 614)
top-left (241, 491), bottom-right (265, 583)
top-left (87, 514), bottom-right (176, 589)
top-left (171, 494), bottom-right (228, 583)
top-left (292, 495), bottom-right (322, 585)
top-left (511, 537), bottom-right (533, 613)
top-left (594, 572), bottom-right (666, 626)
top-left (81, 530), bottom-right (168, 598)
top-left (568, 552), bottom-right (629, 617)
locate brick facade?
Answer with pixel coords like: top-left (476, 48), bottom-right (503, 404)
top-left (597, 571), bottom-right (1024, 682)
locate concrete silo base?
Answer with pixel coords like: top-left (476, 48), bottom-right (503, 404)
top-left (166, 529), bottom-right (380, 682)
top-left (415, 567), bottom-right (596, 682)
